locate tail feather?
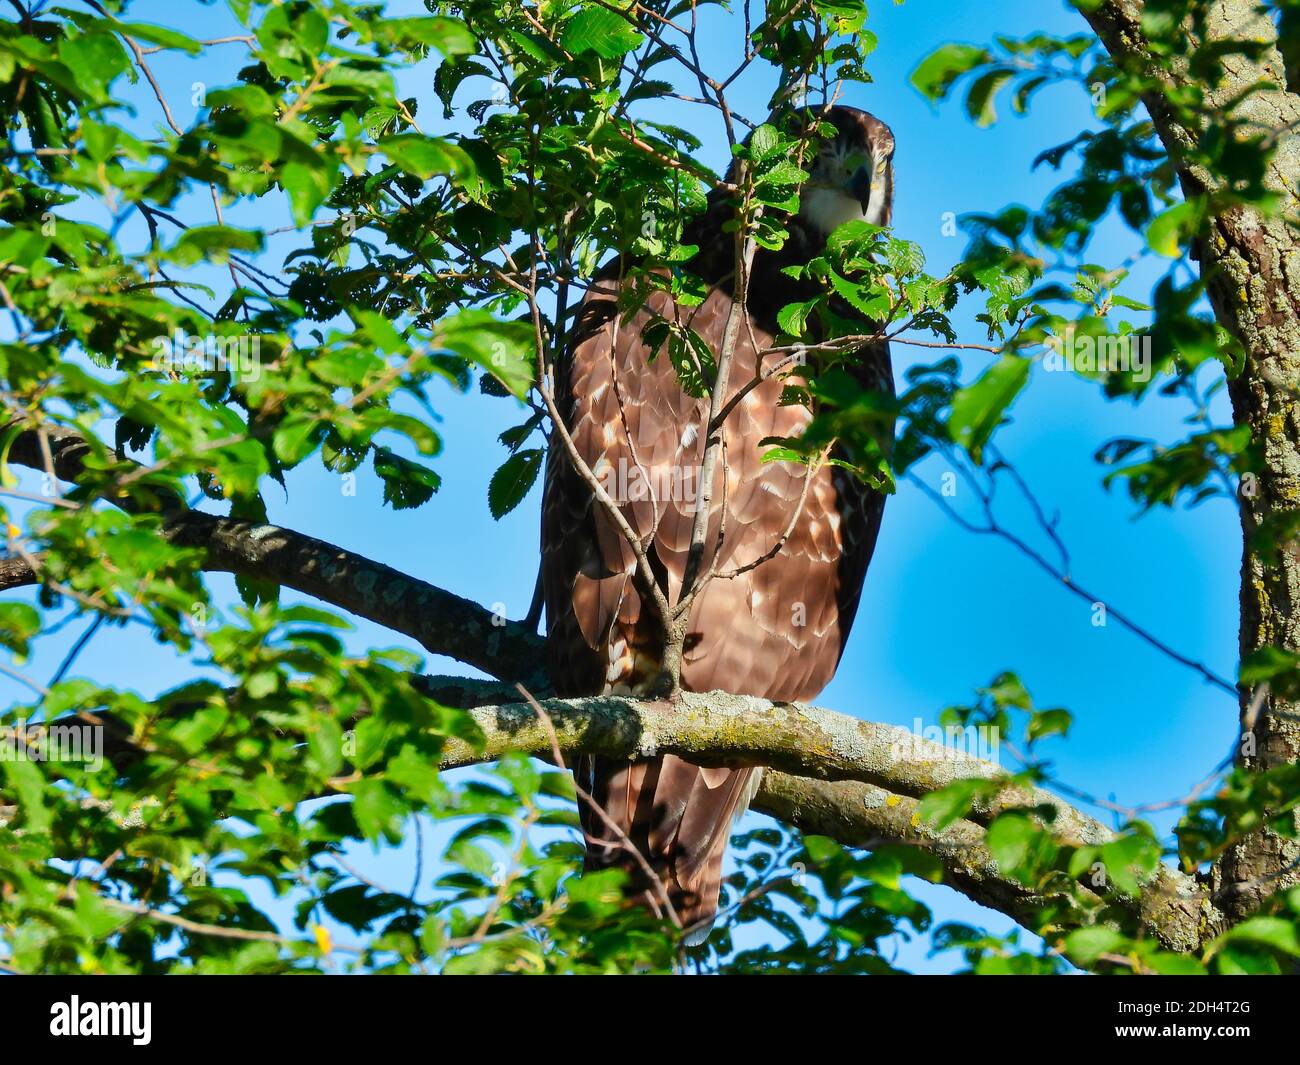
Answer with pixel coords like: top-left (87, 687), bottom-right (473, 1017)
top-left (576, 753), bottom-right (760, 939)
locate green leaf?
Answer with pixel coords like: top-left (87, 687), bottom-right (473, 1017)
top-left (60, 32), bottom-right (131, 100)
top-left (965, 68), bottom-right (1014, 127)
top-left (383, 16), bottom-right (477, 56)
top-left (281, 161), bottom-right (334, 227)
top-left (761, 446), bottom-right (808, 465)
top-left (351, 779), bottom-right (406, 844)
top-left (1211, 916), bottom-right (1300, 958)
top-left (884, 238), bottom-right (925, 277)
top-left (1241, 646), bottom-right (1300, 685)
top-left (911, 43), bottom-right (992, 102)
top-left (1145, 200), bottom-right (1200, 258)
top-left (985, 812), bottom-right (1036, 876)
top-left (982, 670), bottom-right (1032, 710)
top-left (440, 313), bottom-right (536, 398)
top-left (1100, 833), bottom-right (1160, 896)
top-left (1145, 952), bottom-right (1208, 975)
top-left (1110, 294), bottom-right (1152, 311)
top-left (948, 355), bottom-right (1030, 460)
top-left (488, 449), bottom-right (544, 520)
top-left (749, 124), bottom-right (784, 161)
top-left (918, 778), bottom-right (993, 831)
top-left (1027, 708), bottom-right (1071, 743)
top-left (0, 602), bottom-right (41, 656)
top-left (2, 759), bottom-right (50, 833)
top-left (561, 9), bottom-right (643, 58)
top-left (419, 914), bottom-right (447, 958)
top-left (506, 30), bottom-right (567, 64)
top-left (168, 226), bottom-right (263, 267)
top-left (118, 23), bottom-right (204, 54)
top-left (755, 160), bottom-right (809, 189)
top-left (380, 135), bottom-right (472, 180)
top-left (373, 447), bottom-right (442, 510)
top-left (777, 299), bottom-right (820, 337)
top-left (1062, 926), bottom-right (1126, 964)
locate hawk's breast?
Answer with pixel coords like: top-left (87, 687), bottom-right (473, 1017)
top-left (542, 277), bottom-right (890, 703)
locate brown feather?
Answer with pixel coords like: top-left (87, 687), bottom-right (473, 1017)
top-left (542, 105), bottom-right (895, 939)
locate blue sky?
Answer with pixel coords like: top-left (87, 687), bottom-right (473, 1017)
top-left (2, 0), bottom-right (1242, 971)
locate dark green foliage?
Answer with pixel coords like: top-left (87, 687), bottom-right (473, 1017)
top-left (0, 0), bottom-right (1295, 975)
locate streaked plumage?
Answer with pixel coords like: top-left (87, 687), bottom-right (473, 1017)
top-left (542, 107), bottom-right (896, 938)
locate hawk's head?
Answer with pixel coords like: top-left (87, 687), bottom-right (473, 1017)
top-left (795, 106), bottom-right (896, 238)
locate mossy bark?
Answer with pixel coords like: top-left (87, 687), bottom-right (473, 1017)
top-left (434, 685), bottom-right (1217, 950)
top-left (1081, 0), bottom-right (1300, 918)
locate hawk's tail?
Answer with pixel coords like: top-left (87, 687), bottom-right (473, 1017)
top-left (575, 754), bottom-right (761, 944)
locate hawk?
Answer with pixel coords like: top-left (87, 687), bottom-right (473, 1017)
top-left (542, 106), bottom-right (896, 940)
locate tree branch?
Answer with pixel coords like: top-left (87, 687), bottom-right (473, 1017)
top-left (753, 772), bottom-right (1097, 947)
top-left (427, 680), bottom-right (1220, 952)
top-left (0, 418), bottom-right (547, 685)
top-left (0, 420), bottom-right (1220, 952)
top-left (166, 513), bottom-right (547, 685)
top-left (0, 511), bottom-right (547, 687)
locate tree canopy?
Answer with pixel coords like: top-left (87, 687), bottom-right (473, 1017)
top-left (1, 0), bottom-right (1299, 975)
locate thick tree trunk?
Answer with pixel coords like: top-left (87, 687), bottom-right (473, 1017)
top-left (1212, 209), bottom-right (1300, 920)
top-left (1082, 0), bottom-right (1300, 918)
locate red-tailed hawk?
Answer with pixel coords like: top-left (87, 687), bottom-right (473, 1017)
top-left (542, 106), bottom-right (896, 940)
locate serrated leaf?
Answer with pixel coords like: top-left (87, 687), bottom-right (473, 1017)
top-left (948, 355), bottom-right (1030, 461)
top-left (777, 299), bottom-right (820, 337)
top-left (488, 449), bottom-right (543, 519)
top-left (561, 9), bottom-right (643, 58)
top-left (374, 447), bottom-right (441, 509)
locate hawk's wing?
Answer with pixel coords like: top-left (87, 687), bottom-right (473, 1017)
top-left (541, 269), bottom-right (890, 933)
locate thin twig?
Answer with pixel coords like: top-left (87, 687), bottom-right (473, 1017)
top-left (514, 683), bottom-right (682, 928)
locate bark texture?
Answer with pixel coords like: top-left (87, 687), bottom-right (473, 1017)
top-left (1081, 0), bottom-right (1300, 920)
top-left (431, 682), bottom-right (1218, 950)
top-left (0, 508), bottom-right (548, 688)
top-left (754, 773), bottom-right (1214, 955)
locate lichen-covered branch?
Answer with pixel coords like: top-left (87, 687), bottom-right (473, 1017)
top-left (755, 774), bottom-right (1215, 954)
top-left (753, 772), bottom-right (1088, 939)
top-left (0, 418), bottom-right (1220, 951)
top-left (0, 419), bottom-right (548, 686)
top-left (165, 512), bottom-right (549, 686)
top-left (431, 683), bottom-right (1219, 950)
top-left (441, 688), bottom-right (1102, 841)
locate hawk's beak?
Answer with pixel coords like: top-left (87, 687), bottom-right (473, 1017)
top-left (849, 167), bottom-right (873, 213)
